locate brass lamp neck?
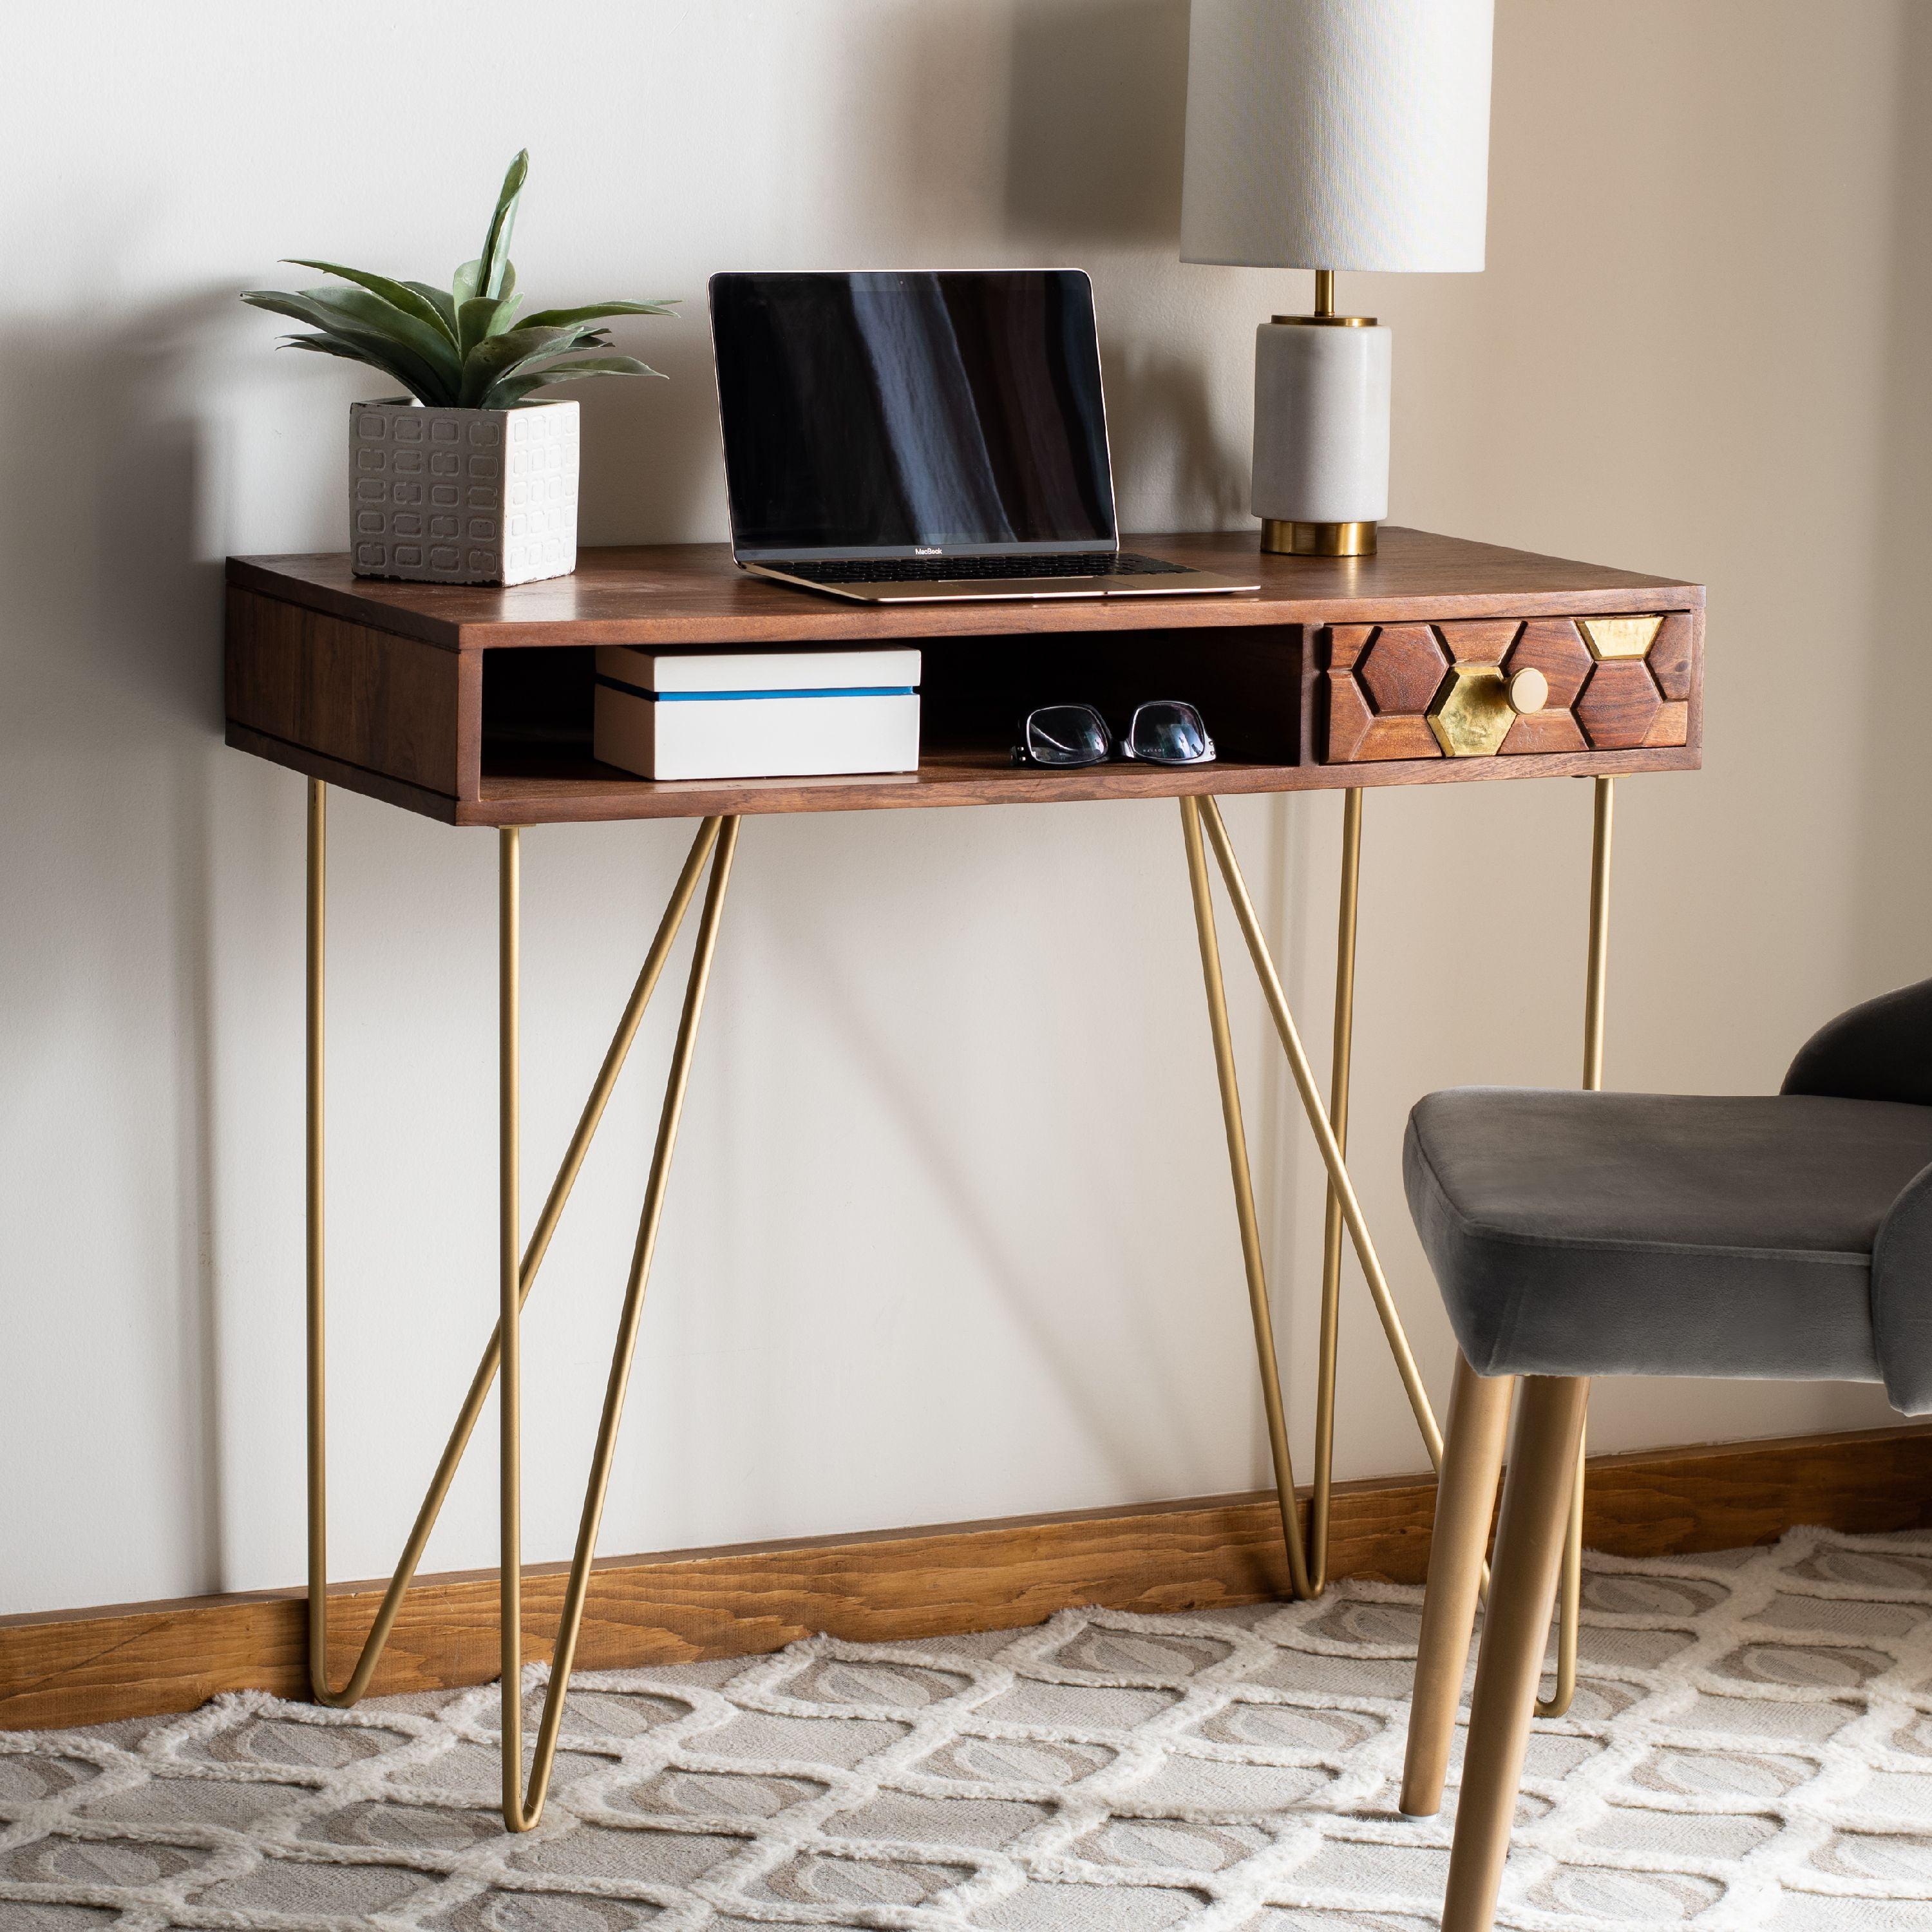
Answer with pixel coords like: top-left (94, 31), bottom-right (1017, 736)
top-left (1280, 270), bottom-right (1373, 327)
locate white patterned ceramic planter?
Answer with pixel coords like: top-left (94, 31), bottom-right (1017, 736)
top-left (349, 399), bottom-right (579, 585)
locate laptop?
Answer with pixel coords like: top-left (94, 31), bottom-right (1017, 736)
top-left (708, 269), bottom-right (1258, 603)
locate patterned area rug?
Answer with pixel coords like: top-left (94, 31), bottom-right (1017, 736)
top-left (6, 1526), bottom-right (1932, 1931)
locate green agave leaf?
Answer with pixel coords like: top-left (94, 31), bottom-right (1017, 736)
top-left (276, 330), bottom-right (440, 401)
top-left (485, 354), bottom-right (665, 410)
top-left (285, 260), bottom-right (456, 347)
top-left (453, 256), bottom-right (513, 310)
top-left (402, 280), bottom-right (459, 337)
top-left (458, 322), bottom-right (611, 406)
top-left (279, 333), bottom-right (365, 359)
top-left (517, 298), bottom-right (679, 328)
top-left (460, 292), bottom-right (529, 350)
top-left (478, 150), bottom-right (527, 301)
top-left (456, 295), bottom-right (513, 359)
top-left (300, 285), bottom-right (462, 388)
top-left (243, 290), bottom-right (456, 402)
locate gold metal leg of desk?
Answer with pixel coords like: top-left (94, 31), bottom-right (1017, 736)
top-left (498, 815), bottom-right (740, 1830)
top-left (1536, 773), bottom-right (1615, 1719)
top-left (1180, 793), bottom-right (1450, 1607)
top-left (304, 780), bottom-right (739, 1828)
top-left (1181, 799), bottom-right (1314, 1598)
top-left (305, 772), bottom-right (1608, 1824)
top-left (1310, 787), bottom-right (1362, 1593)
top-left (1182, 784), bottom-right (1605, 1714)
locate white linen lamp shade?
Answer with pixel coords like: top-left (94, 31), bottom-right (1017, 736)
top-left (1180, 0), bottom-right (1494, 555)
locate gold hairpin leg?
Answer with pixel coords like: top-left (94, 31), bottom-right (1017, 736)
top-left (1535, 775), bottom-right (1613, 1720)
top-left (1309, 788), bottom-right (1361, 1593)
top-left (1181, 794), bottom-right (1451, 1608)
top-left (1193, 795), bottom-right (1447, 1472)
top-left (1182, 797), bottom-right (1312, 1598)
top-left (305, 781), bottom-right (726, 1719)
top-left (500, 815), bottom-right (739, 1832)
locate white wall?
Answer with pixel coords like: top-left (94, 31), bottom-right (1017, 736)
top-left (5, 0), bottom-right (1926, 1616)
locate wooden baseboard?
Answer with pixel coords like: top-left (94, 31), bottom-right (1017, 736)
top-left (6, 1422), bottom-right (1929, 1733)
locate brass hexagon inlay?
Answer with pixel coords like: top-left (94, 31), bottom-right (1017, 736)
top-left (1578, 616), bottom-right (1664, 661)
top-left (1428, 665), bottom-right (1514, 758)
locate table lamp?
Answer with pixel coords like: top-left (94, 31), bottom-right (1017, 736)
top-left (1181, 0), bottom-right (1494, 558)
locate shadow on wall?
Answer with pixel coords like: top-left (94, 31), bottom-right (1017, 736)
top-left (1003, 0), bottom-right (1241, 529)
top-left (100, 290), bottom-right (233, 1602)
top-left (1005, 0), bottom-right (1190, 243)
top-left (1855, 3), bottom-right (1932, 986)
top-left (575, 0), bottom-right (1222, 547)
top-left (574, 321), bottom-right (727, 548)
top-left (1, 286), bottom-right (236, 743)
top-left (93, 299), bottom-right (229, 733)
top-left (1102, 335), bottom-right (1248, 531)
top-left (0, 284), bottom-right (242, 1596)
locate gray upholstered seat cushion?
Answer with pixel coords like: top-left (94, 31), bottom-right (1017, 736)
top-left (1403, 1088), bottom-right (1932, 1388)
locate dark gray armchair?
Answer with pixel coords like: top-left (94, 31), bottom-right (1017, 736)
top-left (1394, 977), bottom-right (1932, 1932)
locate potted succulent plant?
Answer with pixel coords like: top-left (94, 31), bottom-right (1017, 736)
top-left (243, 152), bottom-right (674, 587)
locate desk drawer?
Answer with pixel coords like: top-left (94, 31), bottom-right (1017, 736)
top-left (1318, 614), bottom-right (1696, 764)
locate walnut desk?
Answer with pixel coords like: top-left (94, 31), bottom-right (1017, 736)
top-left (224, 527), bottom-right (1705, 1830)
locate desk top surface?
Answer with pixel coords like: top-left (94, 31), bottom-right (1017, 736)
top-left (229, 527), bottom-right (1703, 652)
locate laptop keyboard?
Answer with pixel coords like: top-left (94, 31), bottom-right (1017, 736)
top-left (763, 553), bottom-right (1193, 584)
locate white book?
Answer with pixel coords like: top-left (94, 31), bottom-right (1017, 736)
top-left (593, 647), bottom-right (922, 782)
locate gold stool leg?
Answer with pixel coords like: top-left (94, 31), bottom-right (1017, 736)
top-left (1401, 1353), bottom-right (1513, 1817)
top-left (305, 788), bottom-right (723, 1707)
top-left (1536, 775), bottom-right (1613, 1720)
top-left (1180, 797), bottom-right (1312, 1598)
top-left (1309, 788), bottom-right (1362, 1592)
top-left (502, 816), bottom-right (741, 1832)
top-left (1444, 1375), bottom-right (1589, 1932)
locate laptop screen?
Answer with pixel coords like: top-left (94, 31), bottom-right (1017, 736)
top-left (710, 270), bottom-right (1117, 558)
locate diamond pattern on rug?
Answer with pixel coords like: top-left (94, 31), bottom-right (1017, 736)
top-left (5, 1525), bottom-right (1932, 1928)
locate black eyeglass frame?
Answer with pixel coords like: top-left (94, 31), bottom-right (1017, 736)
top-left (1010, 700), bottom-right (1217, 770)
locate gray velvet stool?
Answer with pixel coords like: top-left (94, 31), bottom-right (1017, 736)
top-left (1397, 977), bottom-right (1932, 1932)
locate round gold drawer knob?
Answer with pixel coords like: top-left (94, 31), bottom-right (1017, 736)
top-left (1430, 663), bottom-right (1549, 756)
top-left (1506, 667), bottom-right (1549, 715)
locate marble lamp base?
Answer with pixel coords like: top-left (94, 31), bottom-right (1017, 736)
top-left (1251, 319), bottom-right (1391, 558)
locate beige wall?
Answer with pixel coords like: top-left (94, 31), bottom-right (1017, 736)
top-left (1, 0), bottom-right (1922, 1615)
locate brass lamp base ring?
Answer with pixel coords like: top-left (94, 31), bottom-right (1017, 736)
top-left (1262, 518), bottom-right (1378, 558)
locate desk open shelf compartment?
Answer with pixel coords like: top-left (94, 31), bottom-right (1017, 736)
top-left (477, 625), bottom-right (1311, 802)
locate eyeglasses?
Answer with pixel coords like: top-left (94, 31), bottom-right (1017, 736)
top-left (1011, 701), bottom-right (1217, 769)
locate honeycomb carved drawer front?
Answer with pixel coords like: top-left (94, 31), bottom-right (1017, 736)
top-left (1318, 614), bottom-right (1696, 763)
